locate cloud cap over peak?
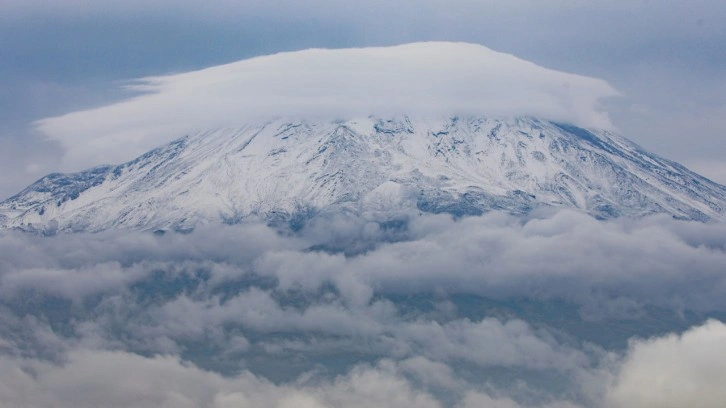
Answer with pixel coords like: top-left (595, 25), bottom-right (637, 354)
top-left (36, 42), bottom-right (619, 171)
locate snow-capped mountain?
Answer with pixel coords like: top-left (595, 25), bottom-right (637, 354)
top-left (1, 116), bottom-right (724, 233)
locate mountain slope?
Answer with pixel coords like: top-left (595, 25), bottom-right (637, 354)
top-left (1, 116), bottom-right (725, 233)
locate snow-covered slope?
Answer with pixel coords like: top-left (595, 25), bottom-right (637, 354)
top-left (1, 116), bottom-right (725, 233)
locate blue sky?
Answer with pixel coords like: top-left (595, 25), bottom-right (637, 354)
top-left (1, 0), bottom-right (726, 198)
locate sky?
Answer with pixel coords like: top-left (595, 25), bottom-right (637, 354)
top-left (1, 1), bottom-right (726, 199)
top-left (2, 4), bottom-right (726, 405)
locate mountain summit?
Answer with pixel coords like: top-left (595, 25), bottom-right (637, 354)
top-left (2, 116), bottom-right (724, 233)
top-left (3, 43), bottom-right (723, 232)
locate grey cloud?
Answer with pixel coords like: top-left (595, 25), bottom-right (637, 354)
top-left (2, 209), bottom-right (725, 316)
top-left (0, 210), bottom-right (725, 405)
top-left (396, 318), bottom-right (589, 371)
top-left (0, 261), bottom-right (141, 300)
top-left (256, 210), bottom-right (726, 314)
top-left (2, 210), bottom-right (725, 313)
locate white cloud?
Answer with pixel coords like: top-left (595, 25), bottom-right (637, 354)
top-left (0, 351), bottom-right (443, 408)
top-left (35, 42), bottom-right (619, 170)
top-left (3, 321), bottom-right (726, 408)
top-left (606, 319), bottom-right (726, 408)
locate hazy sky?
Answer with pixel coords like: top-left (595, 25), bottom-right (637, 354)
top-left (2, 1), bottom-right (726, 198)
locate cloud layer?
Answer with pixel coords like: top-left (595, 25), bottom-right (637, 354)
top-left (0, 210), bottom-right (725, 406)
top-left (34, 42), bottom-right (619, 171)
top-left (3, 325), bottom-right (726, 408)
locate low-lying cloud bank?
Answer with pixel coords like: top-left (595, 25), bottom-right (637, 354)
top-left (34, 42), bottom-right (619, 171)
top-left (2, 322), bottom-right (726, 408)
top-left (3, 210), bottom-right (723, 315)
top-left (0, 209), bottom-right (725, 406)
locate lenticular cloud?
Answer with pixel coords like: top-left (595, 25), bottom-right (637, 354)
top-left (35, 42), bottom-right (619, 171)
